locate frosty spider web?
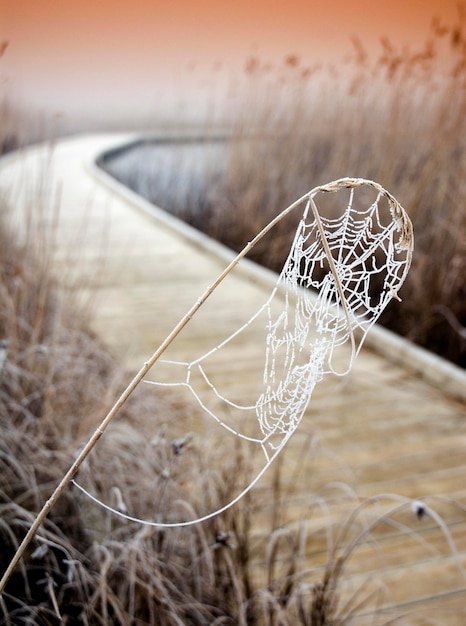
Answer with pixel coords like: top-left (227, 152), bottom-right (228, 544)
top-left (73, 177), bottom-right (413, 527)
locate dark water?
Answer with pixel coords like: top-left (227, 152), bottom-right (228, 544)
top-left (100, 138), bottom-right (231, 214)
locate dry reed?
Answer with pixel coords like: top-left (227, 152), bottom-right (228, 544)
top-left (1, 197), bottom-right (464, 623)
top-left (103, 12), bottom-right (466, 367)
top-left (1, 15), bottom-right (466, 625)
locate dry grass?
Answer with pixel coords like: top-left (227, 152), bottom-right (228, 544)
top-left (103, 12), bottom-right (466, 367)
top-left (1, 17), bottom-right (466, 625)
top-left (1, 197), bottom-right (465, 624)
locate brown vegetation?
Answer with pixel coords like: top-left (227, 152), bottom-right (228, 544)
top-left (0, 187), bottom-right (361, 624)
top-left (2, 174), bottom-right (463, 625)
top-left (104, 13), bottom-right (466, 367)
top-left (1, 12), bottom-right (466, 626)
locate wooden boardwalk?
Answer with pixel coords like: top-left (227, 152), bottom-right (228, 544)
top-left (1, 134), bottom-right (465, 624)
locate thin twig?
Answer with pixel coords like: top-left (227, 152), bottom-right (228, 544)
top-left (0, 177), bottom-right (413, 594)
top-left (0, 182), bottom-right (312, 595)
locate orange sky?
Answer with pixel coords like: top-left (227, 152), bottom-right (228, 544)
top-left (1, 0), bottom-right (461, 133)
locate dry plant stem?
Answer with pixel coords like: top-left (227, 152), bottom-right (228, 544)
top-left (309, 197), bottom-right (356, 366)
top-left (0, 185), bottom-right (312, 596)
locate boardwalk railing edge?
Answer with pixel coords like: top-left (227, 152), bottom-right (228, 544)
top-left (88, 135), bottom-right (466, 402)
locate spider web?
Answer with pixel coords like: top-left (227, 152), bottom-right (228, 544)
top-left (73, 178), bottom-right (413, 526)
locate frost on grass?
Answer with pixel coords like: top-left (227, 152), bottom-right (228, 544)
top-left (74, 177), bottom-right (413, 526)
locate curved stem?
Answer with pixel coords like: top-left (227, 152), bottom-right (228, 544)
top-left (0, 186), bottom-right (310, 595)
top-left (0, 176), bottom-right (413, 594)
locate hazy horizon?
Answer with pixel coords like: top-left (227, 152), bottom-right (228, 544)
top-left (1, 0), bottom-right (462, 139)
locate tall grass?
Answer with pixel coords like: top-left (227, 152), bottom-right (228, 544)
top-left (103, 13), bottom-right (466, 367)
top-left (1, 17), bottom-right (466, 625)
top-left (0, 172), bottom-right (354, 623)
top-left (1, 147), bottom-right (465, 626)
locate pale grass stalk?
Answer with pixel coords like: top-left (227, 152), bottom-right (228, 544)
top-left (0, 185), bottom-right (315, 594)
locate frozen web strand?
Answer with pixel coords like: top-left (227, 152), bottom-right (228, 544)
top-left (73, 177), bottom-right (414, 527)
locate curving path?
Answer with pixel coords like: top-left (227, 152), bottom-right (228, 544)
top-left (0, 134), bottom-right (465, 623)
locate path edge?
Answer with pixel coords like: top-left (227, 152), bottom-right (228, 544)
top-left (86, 135), bottom-right (466, 403)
